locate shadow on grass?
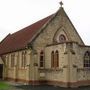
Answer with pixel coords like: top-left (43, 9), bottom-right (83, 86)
top-left (14, 85), bottom-right (90, 90)
top-left (15, 85), bottom-right (90, 90)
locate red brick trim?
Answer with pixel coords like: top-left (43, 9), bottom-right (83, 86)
top-left (4, 78), bottom-right (76, 87)
top-left (78, 80), bottom-right (90, 86)
top-left (4, 78), bottom-right (90, 88)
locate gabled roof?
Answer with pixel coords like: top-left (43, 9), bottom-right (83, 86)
top-left (0, 14), bottom-right (53, 55)
top-left (0, 7), bottom-right (85, 55)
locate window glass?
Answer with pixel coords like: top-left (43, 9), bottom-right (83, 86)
top-left (59, 34), bottom-right (66, 42)
top-left (84, 51), bottom-right (90, 68)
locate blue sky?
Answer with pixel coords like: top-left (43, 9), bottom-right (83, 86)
top-left (0, 0), bottom-right (90, 45)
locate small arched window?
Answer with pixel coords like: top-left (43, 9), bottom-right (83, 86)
top-left (51, 51), bottom-right (54, 68)
top-left (55, 50), bottom-right (59, 68)
top-left (84, 51), bottom-right (90, 68)
top-left (40, 51), bottom-right (44, 67)
top-left (59, 34), bottom-right (66, 43)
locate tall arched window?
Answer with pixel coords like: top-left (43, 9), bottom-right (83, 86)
top-left (51, 51), bottom-right (54, 68)
top-left (84, 51), bottom-right (90, 68)
top-left (40, 51), bottom-right (44, 67)
top-left (11, 54), bottom-right (15, 67)
top-left (7, 55), bottom-right (9, 67)
top-left (22, 51), bottom-right (26, 67)
top-left (55, 50), bottom-right (59, 68)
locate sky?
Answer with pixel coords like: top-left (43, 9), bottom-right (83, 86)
top-left (0, 0), bottom-right (90, 45)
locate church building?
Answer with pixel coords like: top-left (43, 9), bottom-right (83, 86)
top-left (0, 3), bottom-right (90, 88)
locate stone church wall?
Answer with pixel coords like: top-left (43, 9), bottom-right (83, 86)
top-left (3, 49), bottom-right (31, 83)
top-left (32, 10), bottom-right (85, 86)
top-left (45, 44), bottom-right (69, 83)
top-left (76, 46), bottom-right (90, 86)
top-left (69, 43), bottom-right (90, 87)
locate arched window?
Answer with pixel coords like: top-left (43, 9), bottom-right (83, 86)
top-left (11, 54), bottom-right (15, 67)
top-left (40, 51), bottom-right (44, 67)
top-left (55, 50), bottom-right (59, 68)
top-left (51, 51), bottom-right (54, 68)
top-left (59, 34), bottom-right (66, 43)
top-left (22, 51), bottom-right (26, 67)
top-left (84, 51), bottom-right (90, 68)
top-left (7, 55), bottom-right (9, 67)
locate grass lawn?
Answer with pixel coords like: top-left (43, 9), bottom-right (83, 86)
top-left (0, 81), bottom-right (10, 90)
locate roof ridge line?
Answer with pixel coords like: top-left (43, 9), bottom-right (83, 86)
top-left (11, 14), bottom-right (54, 36)
top-left (0, 33), bottom-right (11, 44)
top-left (27, 14), bottom-right (55, 44)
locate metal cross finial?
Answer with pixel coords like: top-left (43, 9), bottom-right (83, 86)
top-left (60, 1), bottom-right (63, 7)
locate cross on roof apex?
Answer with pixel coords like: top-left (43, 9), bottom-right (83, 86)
top-left (59, 1), bottom-right (63, 7)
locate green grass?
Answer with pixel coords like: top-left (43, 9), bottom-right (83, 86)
top-left (0, 81), bottom-right (10, 90)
